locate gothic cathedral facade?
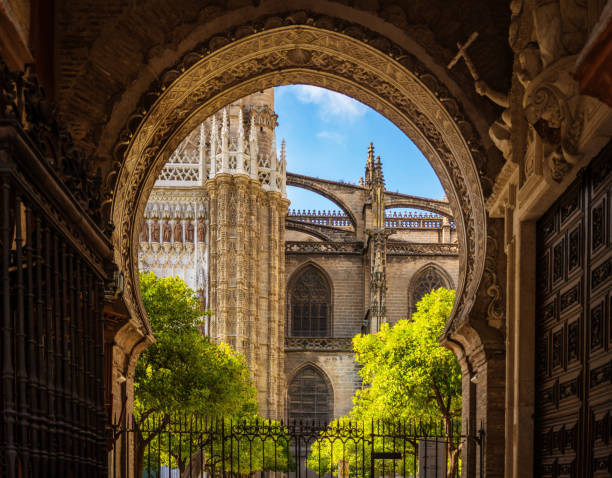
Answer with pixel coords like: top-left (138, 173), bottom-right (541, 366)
top-left (138, 89), bottom-right (459, 421)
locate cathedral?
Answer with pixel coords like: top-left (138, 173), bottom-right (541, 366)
top-left (1, 1), bottom-right (612, 477)
top-left (137, 88), bottom-right (459, 420)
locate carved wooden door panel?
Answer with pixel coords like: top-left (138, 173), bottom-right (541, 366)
top-left (535, 146), bottom-right (612, 478)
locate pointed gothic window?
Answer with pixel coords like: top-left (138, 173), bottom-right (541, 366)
top-left (410, 267), bottom-right (448, 316)
top-left (289, 266), bottom-right (331, 337)
top-left (287, 366), bottom-right (332, 423)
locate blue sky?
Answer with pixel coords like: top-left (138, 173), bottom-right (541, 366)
top-left (275, 85), bottom-right (445, 212)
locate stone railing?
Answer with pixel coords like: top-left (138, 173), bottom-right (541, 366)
top-left (285, 337), bottom-right (353, 352)
top-left (285, 241), bottom-right (362, 254)
top-left (288, 209), bottom-right (352, 228)
top-left (288, 209), bottom-right (455, 229)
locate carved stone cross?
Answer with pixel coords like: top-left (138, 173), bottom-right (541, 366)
top-left (447, 32), bottom-right (480, 80)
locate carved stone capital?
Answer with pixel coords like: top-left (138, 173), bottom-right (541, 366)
top-left (523, 56), bottom-right (584, 182)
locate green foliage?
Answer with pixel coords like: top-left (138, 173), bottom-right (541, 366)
top-left (135, 273), bottom-right (258, 419)
top-left (134, 272), bottom-right (259, 475)
top-left (307, 288), bottom-right (461, 477)
top-left (351, 287), bottom-right (460, 424)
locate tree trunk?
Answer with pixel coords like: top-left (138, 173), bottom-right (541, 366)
top-left (180, 451), bottom-right (206, 478)
top-left (133, 431), bottom-right (146, 478)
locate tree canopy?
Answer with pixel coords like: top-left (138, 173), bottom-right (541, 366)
top-left (135, 272), bottom-right (258, 419)
top-left (351, 287), bottom-right (460, 424)
top-left (307, 287), bottom-right (461, 477)
top-left (134, 272), bottom-right (259, 475)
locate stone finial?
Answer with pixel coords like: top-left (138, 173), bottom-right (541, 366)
top-left (221, 108), bottom-right (229, 172)
top-left (210, 115), bottom-right (218, 177)
top-left (237, 107), bottom-right (245, 154)
top-left (198, 122), bottom-right (207, 182)
top-left (280, 139), bottom-right (287, 197)
top-left (373, 155), bottom-right (385, 187)
top-left (365, 142), bottom-right (375, 188)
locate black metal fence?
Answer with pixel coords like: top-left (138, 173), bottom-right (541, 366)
top-left (112, 415), bottom-right (478, 478)
top-left (1, 65), bottom-right (109, 477)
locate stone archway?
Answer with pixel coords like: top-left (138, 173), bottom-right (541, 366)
top-left (109, 25), bottom-right (488, 337)
top-left (106, 20), bottom-right (504, 477)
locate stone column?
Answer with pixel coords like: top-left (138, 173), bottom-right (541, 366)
top-left (205, 174), bottom-right (287, 419)
top-left (471, 346), bottom-right (506, 478)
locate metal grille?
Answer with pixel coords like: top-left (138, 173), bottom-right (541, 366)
top-left (0, 156), bottom-right (107, 477)
top-left (289, 267), bottom-right (330, 337)
top-left (113, 416), bottom-right (473, 478)
top-left (287, 366), bottom-right (332, 424)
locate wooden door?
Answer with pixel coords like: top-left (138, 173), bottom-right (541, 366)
top-left (535, 145), bottom-right (612, 478)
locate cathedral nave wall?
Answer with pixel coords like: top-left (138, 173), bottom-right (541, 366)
top-left (284, 352), bottom-right (361, 419)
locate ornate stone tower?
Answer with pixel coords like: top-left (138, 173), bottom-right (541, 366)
top-left (205, 90), bottom-right (288, 419)
top-left (364, 143), bottom-right (390, 333)
top-left (140, 89), bottom-right (288, 419)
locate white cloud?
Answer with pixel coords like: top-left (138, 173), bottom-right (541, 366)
top-left (291, 85), bottom-right (367, 122)
top-left (316, 130), bottom-right (346, 143)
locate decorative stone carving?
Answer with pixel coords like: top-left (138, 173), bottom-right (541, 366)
top-left (285, 337), bottom-right (353, 352)
top-left (162, 222), bottom-right (171, 242)
top-left (482, 228), bottom-right (504, 329)
top-left (0, 59), bottom-right (104, 225)
top-left (533, 0), bottom-right (587, 68)
top-left (523, 56), bottom-right (584, 182)
top-left (474, 43), bottom-right (542, 161)
top-left (285, 241), bottom-right (362, 254)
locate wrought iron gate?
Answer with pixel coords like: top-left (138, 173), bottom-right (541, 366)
top-left (535, 144), bottom-right (612, 477)
top-left (113, 416), bottom-right (476, 478)
top-left (0, 61), bottom-right (110, 477)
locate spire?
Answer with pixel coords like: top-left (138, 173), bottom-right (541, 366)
top-left (374, 155), bottom-right (385, 188)
top-left (221, 107), bottom-right (229, 172)
top-left (280, 138), bottom-right (286, 164)
top-left (237, 106), bottom-right (245, 154)
top-left (199, 122), bottom-right (206, 182)
top-left (210, 115), bottom-right (218, 177)
top-left (249, 110), bottom-right (258, 179)
top-left (365, 142), bottom-right (374, 188)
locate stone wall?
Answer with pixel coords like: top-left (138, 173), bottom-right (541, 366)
top-left (285, 351), bottom-right (362, 419)
top-left (286, 255), bottom-right (365, 338)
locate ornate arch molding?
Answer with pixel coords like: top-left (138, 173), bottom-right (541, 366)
top-left (288, 260), bottom-right (334, 292)
top-left (108, 24), bottom-right (490, 349)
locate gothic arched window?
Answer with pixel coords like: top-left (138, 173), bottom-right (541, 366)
top-left (409, 266), bottom-right (448, 316)
top-left (289, 266), bottom-right (331, 337)
top-left (287, 366), bottom-right (332, 423)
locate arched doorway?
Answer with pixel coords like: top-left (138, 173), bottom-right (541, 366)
top-left (108, 24), bottom-right (493, 344)
top-left (103, 19), bottom-right (503, 477)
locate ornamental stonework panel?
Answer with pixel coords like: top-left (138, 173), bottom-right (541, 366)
top-left (535, 143), bottom-right (612, 478)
